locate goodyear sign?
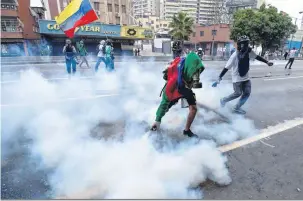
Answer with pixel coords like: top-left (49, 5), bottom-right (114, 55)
top-left (121, 26), bottom-right (153, 39)
top-left (38, 20), bottom-right (121, 37)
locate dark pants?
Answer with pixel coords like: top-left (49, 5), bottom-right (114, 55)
top-left (66, 58), bottom-right (76, 74)
top-left (222, 80), bottom-right (251, 109)
top-left (285, 58), bottom-right (294, 69)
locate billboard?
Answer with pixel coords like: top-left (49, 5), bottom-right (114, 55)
top-left (120, 26), bottom-right (153, 39)
top-left (38, 20), bottom-right (121, 37)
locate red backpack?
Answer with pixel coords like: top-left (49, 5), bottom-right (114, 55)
top-left (160, 57), bottom-right (183, 101)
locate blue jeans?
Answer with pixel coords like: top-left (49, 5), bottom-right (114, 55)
top-left (222, 80), bottom-right (251, 109)
top-left (95, 57), bottom-right (106, 72)
top-left (105, 57), bottom-right (115, 72)
top-left (66, 58), bottom-right (76, 74)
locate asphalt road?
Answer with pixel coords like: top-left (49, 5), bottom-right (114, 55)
top-left (1, 59), bottom-right (303, 199)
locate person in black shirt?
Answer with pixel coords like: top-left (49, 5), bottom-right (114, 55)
top-left (63, 39), bottom-right (77, 76)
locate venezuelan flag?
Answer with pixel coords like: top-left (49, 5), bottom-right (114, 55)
top-left (55, 0), bottom-right (98, 38)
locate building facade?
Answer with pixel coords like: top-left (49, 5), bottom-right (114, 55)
top-left (163, 0), bottom-right (198, 21)
top-left (132, 0), bottom-right (160, 19)
top-left (136, 16), bottom-right (170, 31)
top-left (1, 0), bottom-right (45, 56)
top-left (190, 24), bottom-right (235, 56)
top-left (43, 0), bottom-right (132, 25)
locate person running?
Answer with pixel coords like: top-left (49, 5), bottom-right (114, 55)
top-left (212, 35), bottom-right (273, 114)
top-left (283, 51), bottom-right (288, 60)
top-left (77, 40), bottom-right (90, 68)
top-left (63, 39), bottom-right (77, 77)
top-left (95, 40), bottom-right (106, 72)
top-left (285, 47), bottom-right (297, 75)
top-left (150, 52), bottom-right (205, 138)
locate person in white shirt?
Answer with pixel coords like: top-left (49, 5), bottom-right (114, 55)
top-left (212, 35), bottom-right (273, 114)
top-left (285, 47), bottom-right (297, 72)
top-left (95, 40), bottom-right (106, 72)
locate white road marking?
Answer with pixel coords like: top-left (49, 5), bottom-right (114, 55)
top-left (1, 94), bottom-right (119, 108)
top-left (260, 140), bottom-right (275, 148)
top-left (218, 117), bottom-right (303, 152)
top-left (264, 75), bottom-right (303, 81)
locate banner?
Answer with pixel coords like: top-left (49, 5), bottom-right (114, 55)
top-left (39, 20), bottom-right (121, 37)
top-left (121, 26), bottom-right (153, 39)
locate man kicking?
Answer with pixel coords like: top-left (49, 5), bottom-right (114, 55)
top-left (212, 35), bottom-right (273, 114)
top-left (150, 52), bottom-right (205, 138)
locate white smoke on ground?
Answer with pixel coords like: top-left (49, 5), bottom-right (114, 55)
top-left (2, 60), bottom-right (257, 199)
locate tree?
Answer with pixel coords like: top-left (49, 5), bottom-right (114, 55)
top-left (169, 12), bottom-right (195, 42)
top-left (230, 4), bottom-right (297, 55)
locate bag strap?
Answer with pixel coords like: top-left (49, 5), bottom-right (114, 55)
top-left (159, 83), bottom-right (167, 97)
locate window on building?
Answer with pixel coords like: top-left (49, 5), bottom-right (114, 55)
top-left (1, 18), bottom-right (20, 32)
top-left (151, 20), bottom-right (154, 24)
top-left (122, 5), bottom-right (126, 13)
top-left (193, 32), bottom-right (196, 37)
top-left (116, 16), bottom-right (120, 24)
top-left (115, 4), bottom-right (119, 12)
top-left (200, 31), bottom-right (204, 36)
top-left (94, 2), bottom-right (100, 10)
top-left (156, 25), bottom-right (159, 28)
top-left (163, 24), bottom-right (167, 27)
top-left (108, 3), bottom-right (112, 12)
top-left (1, 3), bottom-right (16, 10)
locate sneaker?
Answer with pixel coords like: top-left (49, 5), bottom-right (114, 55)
top-left (220, 98), bottom-right (226, 107)
top-left (183, 129), bottom-right (199, 138)
top-left (232, 107), bottom-right (246, 114)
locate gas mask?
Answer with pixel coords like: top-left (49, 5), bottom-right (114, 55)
top-left (192, 69), bottom-right (202, 88)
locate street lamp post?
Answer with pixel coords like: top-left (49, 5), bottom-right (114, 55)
top-left (211, 29), bottom-right (217, 60)
top-left (298, 11), bottom-right (303, 56)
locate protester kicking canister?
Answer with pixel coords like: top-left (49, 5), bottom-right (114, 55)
top-left (212, 35), bottom-right (273, 115)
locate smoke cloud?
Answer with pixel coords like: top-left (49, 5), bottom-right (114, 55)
top-left (1, 59), bottom-right (257, 199)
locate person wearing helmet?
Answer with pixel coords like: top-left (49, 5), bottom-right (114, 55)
top-left (197, 47), bottom-right (204, 59)
top-left (95, 40), bottom-right (106, 72)
top-left (212, 35), bottom-right (273, 114)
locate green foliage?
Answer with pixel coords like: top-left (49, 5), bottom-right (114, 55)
top-left (230, 3), bottom-right (297, 52)
top-left (169, 12), bottom-right (195, 41)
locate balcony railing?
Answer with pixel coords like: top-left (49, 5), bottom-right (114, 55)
top-left (1, 19), bottom-right (23, 32)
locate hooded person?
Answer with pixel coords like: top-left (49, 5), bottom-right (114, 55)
top-left (150, 52), bottom-right (205, 138)
top-left (212, 35), bottom-right (273, 114)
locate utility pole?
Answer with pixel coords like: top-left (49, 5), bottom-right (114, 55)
top-left (289, 17), bottom-right (298, 51)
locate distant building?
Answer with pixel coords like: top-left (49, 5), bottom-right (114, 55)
top-left (136, 16), bottom-right (170, 31)
top-left (190, 24), bottom-right (235, 56)
top-left (1, 0), bottom-right (46, 56)
top-left (132, 0), bottom-right (161, 18)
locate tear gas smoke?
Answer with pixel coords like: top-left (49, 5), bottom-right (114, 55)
top-left (1, 58), bottom-right (258, 199)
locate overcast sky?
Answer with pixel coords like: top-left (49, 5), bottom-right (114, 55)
top-left (266, 0), bottom-right (303, 25)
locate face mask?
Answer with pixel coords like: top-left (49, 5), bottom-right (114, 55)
top-left (239, 41), bottom-right (249, 52)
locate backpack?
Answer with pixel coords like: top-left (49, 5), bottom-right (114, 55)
top-left (160, 57), bottom-right (182, 97)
